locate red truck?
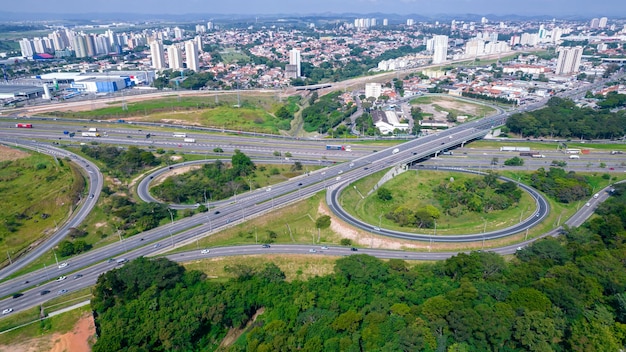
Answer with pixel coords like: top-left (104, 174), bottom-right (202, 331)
top-left (16, 123), bottom-right (33, 128)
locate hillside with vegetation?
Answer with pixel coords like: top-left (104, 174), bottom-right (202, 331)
top-left (91, 184), bottom-right (626, 352)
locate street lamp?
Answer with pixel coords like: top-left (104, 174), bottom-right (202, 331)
top-left (167, 208), bottom-right (175, 247)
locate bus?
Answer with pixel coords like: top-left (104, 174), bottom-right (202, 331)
top-left (326, 145), bottom-right (346, 151)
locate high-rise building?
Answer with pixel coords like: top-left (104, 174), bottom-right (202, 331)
top-left (168, 44), bottom-right (183, 70)
top-left (289, 48), bottom-right (301, 78)
top-left (406, 19), bottom-right (414, 26)
top-left (19, 38), bottom-right (35, 57)
top-left (32, 37), bottom-right (47, 54)
top-left (590, 18), bottom-right (600, 28)
top-left (85, 34), bottom-right (96, 57)
top-left (185, 40), bottom-right (199, 72)
top-left (432, 35), bottom-right (448, 64)
top-left (599, 17), bottom-right (608, 28)
top-left (174, 27), bottom-right (184, 40)
top-left (195, 35), bottom-right (203, 53)
top-left (383, 18), bottom-right (388, 26)
top-left (555, 46), bottom-right (583, 75)
top-left (464, 39), bottom-right (485, 58)
top-left (365, 83), bottom-right (382, 99)
top-left (73, 35), bottom-right (88, 58)
top-left (150, 41), bottom-right (166, 70)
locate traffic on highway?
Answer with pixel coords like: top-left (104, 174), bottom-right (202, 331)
top-left (0, 69), bottom-right (623, 317)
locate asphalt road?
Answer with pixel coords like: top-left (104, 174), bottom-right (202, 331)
top-left (0, 69), bottom-right (623, 318)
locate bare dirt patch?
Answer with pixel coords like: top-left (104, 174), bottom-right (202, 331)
top-left (316, 202), bottom-right (426, 251)
top-left (0, 145), bottom-right (29, 162)
top-left (0, 337), bottom-right (52, 352)
top-left (433, 99), bottom-right (484, 116)
top-left (49, 314), bottom-right (95, 352)
top-left (152, 165), bottom-right (201, 187)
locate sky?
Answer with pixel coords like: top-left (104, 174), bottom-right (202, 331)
top-left (2, 0), bottom-right (624, 17)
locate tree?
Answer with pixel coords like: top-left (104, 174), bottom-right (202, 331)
top-left (316, 215), bottom-right (331, 229)
top-left (231, 150), bottom-right (255, 176)
top-left (504, 157), bottom-right (524, 166)
top-left (513, 310), bottom-right (563, 352)
top-left (377, 187), bottom-right (392, 201)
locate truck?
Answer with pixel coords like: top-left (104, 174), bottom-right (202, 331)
top-left (16, 123), bottom-right (33, 128)
top-left (500, 146), bottom-right (531, 152)
top-left (610, 150), bottom-right (624, 155)
top-left (183, 138), bottom-right (196, 143)
top-left (565, 148), bottom-right (581, 154)
top-left (88, 127), bottom-right (97, 132)
top-left (326, 145), bottom-right (345, 151)
top-left (81, 132), bottom-right (100, 137)
top-left (531, 154), bottom-right (546, 158)
top-left (519, 152), bottom-right (535, 157)
top-left (173, 133), bottom-right (187, 138)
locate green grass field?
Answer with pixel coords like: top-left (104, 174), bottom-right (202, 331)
top-left (0, 151), bottom-right (85, 268)
top-left (340, 170), bottom-right (536, 235)
top-left (49, 94), bottom-right (292, 134)
top-left (177, 192), bottom-right (340, 251)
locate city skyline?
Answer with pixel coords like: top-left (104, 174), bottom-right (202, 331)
top-left (2, 0), bottom-right (625, 18)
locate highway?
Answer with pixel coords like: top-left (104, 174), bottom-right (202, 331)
top-left (0, 69), bottom-right (623, 318)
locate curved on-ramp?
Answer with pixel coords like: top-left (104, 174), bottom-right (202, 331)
top-left (327, 166), bottom-right (550, 242)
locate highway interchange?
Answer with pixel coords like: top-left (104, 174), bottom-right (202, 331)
top-left (0, 71), bottom-right (624, 318)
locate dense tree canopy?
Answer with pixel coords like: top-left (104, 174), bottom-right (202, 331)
top-left (529, 167), bottom-right (591, 203)
top-left (92, 183), bottom-right (626, 352)
top-left (81, 145), bottom-right (160, 176)
top-left (506, 97), bottom-right (626, 139)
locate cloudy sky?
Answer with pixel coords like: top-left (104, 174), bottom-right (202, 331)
top-left (2, 0), bottom-right (623, 17)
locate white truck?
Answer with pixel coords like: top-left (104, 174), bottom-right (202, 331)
top-left (173, 133), bottom-right (187, 138)
top-left (88, 127), bottom-right (97, 132)
top-left (81, 132), bottom-right (100, 137)
top-left (184, 138), bottom-right (196, 143)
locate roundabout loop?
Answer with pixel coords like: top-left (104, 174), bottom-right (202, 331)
top-left (327, 166), bottom-right (550, 242)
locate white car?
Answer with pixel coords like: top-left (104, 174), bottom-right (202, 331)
top-left (58, 262), bottom-right (68, 269)
top-left (200, 249), bottom-right (210, 254)
top-left (56, 276), bottom-right (66, 282)
top-left (2, 308), bottom-right (13, 315)
top-left (321, 246), bottom-right (329, 250)
top-left (309, 249), bottom-right (317, 253)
